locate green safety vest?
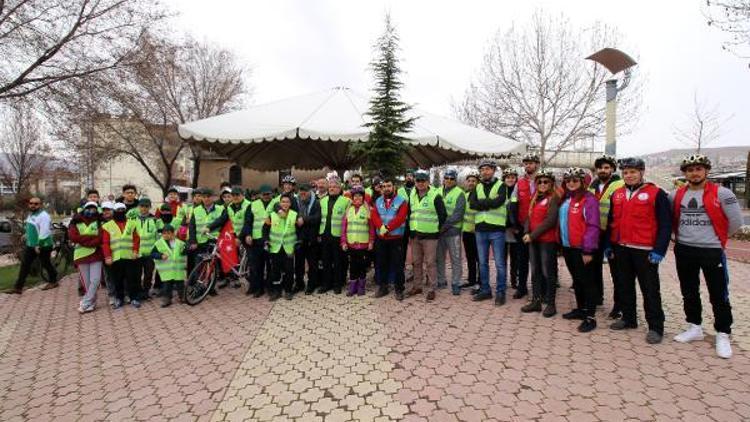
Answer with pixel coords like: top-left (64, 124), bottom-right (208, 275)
top-left (397, 186), bottom-right (412, 203)
top-left (102, 220), bottom-right (135, 261)
top-left (73, 221), bottom-right (99, 261)
top-left (227, 199), bottom-right (251, 235)
top-left (126, 216), bottom-right (158, 256)
top-left (193, 204), bottom-right (225, 244)
top-left (462, 190), bottom-right (477, 233)
top-left (365, 187), bottom-right (373, 197)
top-left (250, 200), bottom-right (268, 240)
top-left (269, 209), bottom-right (298, 255)
top-left (440, 186), bottom-right (464, 229)
top-left (345, 205), bottom-right (370, 244)
top-left (588, 179), bottom-right (624, 230)
top-left (266, 193), bottom-right (296, 214)
top-left (409, 188), bottom-right (440, 234)
top-left (319, 195), bottom-right (351, 236)
top-left (153, 238), bottom-right (187, 281)
top-left (173, 204), bottom-right (193, 228)
top-left (475, 180), bottom-right (507, 226)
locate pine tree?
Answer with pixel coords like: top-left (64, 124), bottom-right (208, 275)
top-left (354, 14), bottom-right (416, 178)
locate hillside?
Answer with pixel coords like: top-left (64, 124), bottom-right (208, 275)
top-left (641, 146), bottom-right (748, 187)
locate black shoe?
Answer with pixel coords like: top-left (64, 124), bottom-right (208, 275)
top-left (269, 291), bottom-right (281, 301)
top-left (512, 290), bottom-right (527, 300)
top-left (253, 290), bottom-right (264, 298)
top-left (510, 280), bottom-right (518, 290)
top-left (395, 291), bottom-right (404, 301)
top-left (333, 287), bottom-right (342, 294)
top-left (459, 282), bottom-right (477, 289)
top-left (562, 309), bottom-right (586, 320)
top-left (578, 317), bottom-right (597, 333)
top-left (494, 294), bottom-right (506, 306)
top-left (373, 287), bottom-right (389, 298)
top-left (607, 308), bottom-right (622, 320)
top-left (472, 292), bottom-right (492, 302)
top-left (285, 291), bottom-right (294, 300)
top-left (521, 299), bottom-right (542, 313)
top-left (317, 286), bottom-right (331, 294)
top-left (609, 319), bottom-right (638, 330)
top-left (294, 284), bottom-right (305, 293)
top-left (304, 287), bottom-right (316, 295)
top-left (471, 288), bottom-right (481, 296)
top-left (542, 304), bottom-right (556, 318)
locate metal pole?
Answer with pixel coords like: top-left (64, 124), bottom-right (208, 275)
top-left (605, 79), bottom-right (618, 156)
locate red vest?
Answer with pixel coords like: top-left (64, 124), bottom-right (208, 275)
top-left (529, 194), bottom-right (558, 243)
top-left (517, 176), bottom-right (533, 224)
top-left (565, 194), bottom-right (587, 248)
top-left (672, 182), bottom-right (729, 248)
top-left (610, 183), bottom-right (660, 248)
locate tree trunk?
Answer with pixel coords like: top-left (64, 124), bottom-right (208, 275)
top-left (191, 152), bottom-right (202, 189)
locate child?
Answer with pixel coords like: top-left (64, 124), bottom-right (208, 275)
top-left (341, 187), bottom-right (374, 296)
top-left (69, 201), bottom-right (103, 313)
top-left (151, 224), bottom-right (186, 307)
top-left (263, 194), bottom-right (298, 301)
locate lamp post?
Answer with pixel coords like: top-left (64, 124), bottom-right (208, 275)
top-left (586, 48), bottom-right (637, 156)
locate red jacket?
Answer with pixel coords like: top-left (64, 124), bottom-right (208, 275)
top-left (68, 216), bottom-right (103, 265)
top-left (610, 183), bottom-right (660, 248)
top-left (370, 194), bottom-right (409, 240)
top-left (516, 175), bottom-right (533, 224)
top-left (155, 200), bottom-right (181, 218)
top-left (529, 195), bottom-right (558, 243)
top-left (673, 181), bottom-right (729, 248)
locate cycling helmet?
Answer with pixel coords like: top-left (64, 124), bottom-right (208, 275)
top-left (563, 167), bottom-right (587, 180)
top-left (502, 168), bottom-right (518, 179)
top-left (680, 154), bottom-right (712, 171)
top-left (617, 157), bottom-right (645, 171)
top-left (594, 154), bottom-right (617, 169)
top-left (350, 186), bottom-right (366, 196)
top-left (281, 175), bottom-right (296, 185)
top-left (522, 153), bottom-right (541, 164)
top-left (535, 168), bottom-right (556, 181)
top-left (478, 159), bottom-right (497, 169)
top-left (465, 169), bottom-right (480, 180)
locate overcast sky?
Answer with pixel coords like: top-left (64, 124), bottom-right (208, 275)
top-left (165, 0), bottom-right (750, 157)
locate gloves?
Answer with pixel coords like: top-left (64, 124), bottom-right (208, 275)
top-left (603, 247), bottom-right (613, 260)
top-left (379, 225), bottom-right (389, 236)
top-left (648, 251), bottom-right (664, 264)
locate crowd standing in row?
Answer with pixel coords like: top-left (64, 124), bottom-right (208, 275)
top-left (10, 154), bottom-right (742, 358)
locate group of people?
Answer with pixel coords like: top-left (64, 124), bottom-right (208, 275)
top-left (10, 153), bottom-right (742, 359)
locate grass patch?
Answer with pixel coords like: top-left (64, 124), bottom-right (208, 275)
top-left (0, 263), bottom-right (75, 292)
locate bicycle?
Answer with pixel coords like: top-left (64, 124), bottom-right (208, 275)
top-left (184, 235), bottom-right (251, 305)
top-left (42, 222), bottom-right (74, 283)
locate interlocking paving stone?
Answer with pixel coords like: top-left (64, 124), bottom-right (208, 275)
top-left (0, 251), bottom-right (747, 421)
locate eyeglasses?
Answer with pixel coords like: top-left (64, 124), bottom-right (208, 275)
top-left (28, 201), bottom-right (41, 205)
top-left (537, 180), bottom-right (552, 185)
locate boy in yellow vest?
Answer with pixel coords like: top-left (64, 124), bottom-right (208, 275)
top-left (263, 194), bottom-right (299, 301)
top-left (126, 198), bottom-right (160, 299)
top-left (103, 203), bottom-right (141, 309)
top-left (150, 225), bottom-right (187, 307)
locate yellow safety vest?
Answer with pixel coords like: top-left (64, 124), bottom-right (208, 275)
top-left (475, 180), bottom-right (507, 226)
top-left (345, 204), bottom-right (371, 244)
top-left (319, 195), bottom-right (351, 237)
top-left (269, 209), bottom-right (298, 255)
top-left (73, 221), bottom-right (99, 261)
top-left (409, 187), bottom-right (440, 234)
top-left (102, 220), bottom-right (135, 261)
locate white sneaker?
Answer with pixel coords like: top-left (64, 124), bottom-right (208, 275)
top-left (716, 333), bottom-right (732, 359)
top-left (674, 323), bottom-right (704, 343)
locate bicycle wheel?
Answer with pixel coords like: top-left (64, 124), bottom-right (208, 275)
top-left (185, 259), bottom-right (216, 305)
top-left (52, 246), bottom-right (72, 280)
top-left (237, 248), bottom-right (252, 293)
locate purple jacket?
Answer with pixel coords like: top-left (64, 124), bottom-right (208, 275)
top-left (561, 190), bottom-right (600, 254)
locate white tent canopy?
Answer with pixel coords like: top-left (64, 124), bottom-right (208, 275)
top-left (178, 87), bottom-right (525, 171)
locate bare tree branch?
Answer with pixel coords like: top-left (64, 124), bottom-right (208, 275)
top-left (673, 92), bottom-right (732, 153)
top-left (0, 101), bottom-right (50, 195)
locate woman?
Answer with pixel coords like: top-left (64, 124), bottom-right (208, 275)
top-left (559, 167), bottom-right (601, 332)
top-left (68, 201), bottom-right (103, 313)
top-left (341, 187), bottom-right (374, 296)
top-left (502, 168), bottom-right (523, 297)
top-left (521, 169), bottom-right (560, 317)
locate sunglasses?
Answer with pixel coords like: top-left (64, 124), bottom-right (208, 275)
top-left (537, 180), bottom-right (552, 185)
top-left (444, 177), bottom-right (456, 180)
top-left (565, 178), bottom-right (581, 183)
top-left (29, 201), bottom-right (41, 205)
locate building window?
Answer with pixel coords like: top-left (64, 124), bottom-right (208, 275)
top-left (229, 165), bottom-right (242, 186)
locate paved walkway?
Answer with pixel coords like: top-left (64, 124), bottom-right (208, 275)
top-left (1, 252), bottom-right (749, 421)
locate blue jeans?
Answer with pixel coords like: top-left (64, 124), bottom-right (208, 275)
top-left (475, 230), bottom-right (507, 295)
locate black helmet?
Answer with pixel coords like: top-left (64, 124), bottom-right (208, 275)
top-left (522, 153), bottom-right (541, 164)
top-left (535, 168), bottom-right (555, 181)
top-left (281, 175), bottom-right (296, 185)
top-left (680, 154), bottom-right (712, 171)
top-left (563, 167), bottom-right (587, 180)
top-left (594, 154), bottom-right (617, 170)
top-left (617, 157), bottom-right (645, 171)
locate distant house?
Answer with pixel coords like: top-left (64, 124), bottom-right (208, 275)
top-left (198, 151), bottom-right (327, 191)
top-left (0, 152), bottom-right (81, 212)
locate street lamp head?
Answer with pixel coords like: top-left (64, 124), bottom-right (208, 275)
top-left (586, 47), bottom-right (637, 75)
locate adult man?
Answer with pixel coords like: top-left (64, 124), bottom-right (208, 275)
top-left (371, 176), bottom-right (409, 300)
top-left (397, 169), bottom-right (416, 280)
top-left (318, 177), bottom-right (351, 294)
top-left (207, 186), bottom-right (254, 288)
top-left (510, 153), bottom-right (539, 299)
top-left (116, 184), bottom-right (139, 215)
top-left (11, 197), bottom-right (57, 293)
top-left (408, 170), bottom-right (447, 301)
top-left (671, 154), bottom-right (743, 358)
top-left (460, 169), bottom-right (480, 290)
top-left (247, 185), bottom-right (274, 297)
top-left (469, 160), bottom-right (510, 305)
top-left (294, 183), bottom-right (322, 294)
top-left (436, 168), bottom-right (465, 295)
top-left (127, 198), bottom-right (159, 298)
top-left (605, 157), bottom-right (670, 344)
top-left (588, 154), bottom-right (625, 317)
top-left (189, 189), bottom-right (225, 285)
top-left (316, 178), bottom-right (328, 200)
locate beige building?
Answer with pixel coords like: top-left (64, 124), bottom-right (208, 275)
top-left (198, 154), bottom-right (328, 191)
